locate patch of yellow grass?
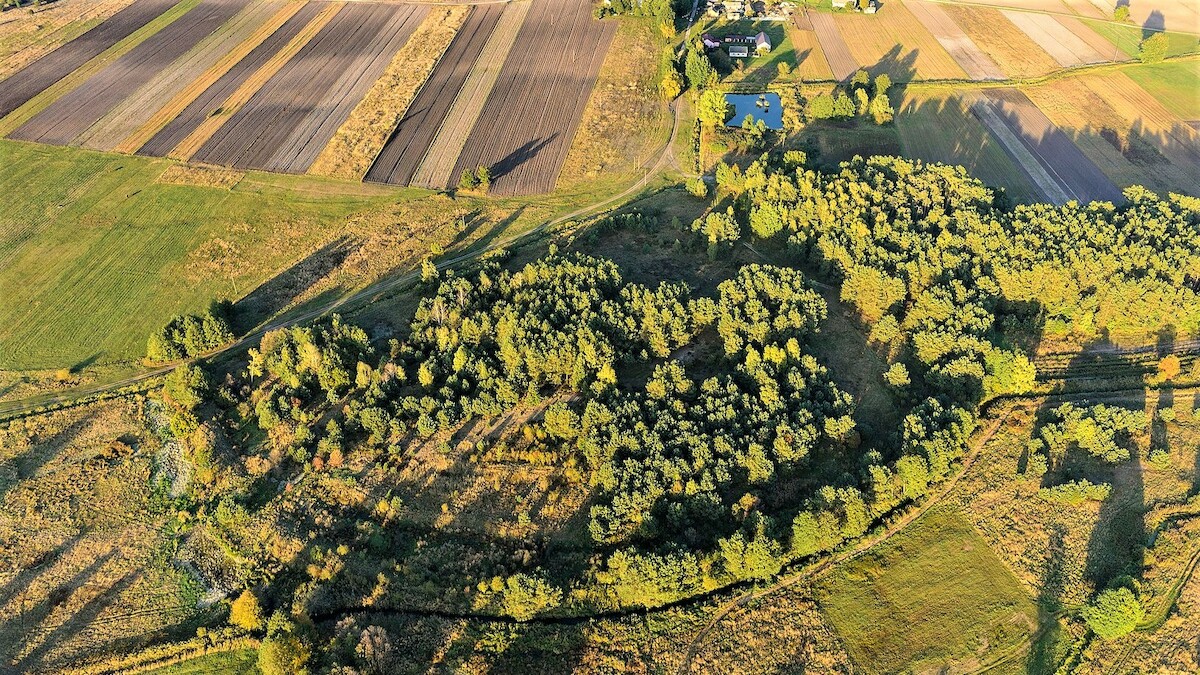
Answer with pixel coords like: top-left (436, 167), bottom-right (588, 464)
top-left (156, 164), bottom-right (245, 189)
top-left (172, 2), bottom-right (343, 161)
top-left (787, 24), bottom-right (835, 81)
top-left (308, 5), bottom-right (470, 180)
top-left (114, 1), bottom-right (305, 154)
top-left (943, 5), bottom-right (1060, 78)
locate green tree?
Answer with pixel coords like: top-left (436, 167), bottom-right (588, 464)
top-left (458, 168), bottom-right (479, 190)
top-left (685, 47), bottom-right (716, 90)
top-left (869, 92), bottom-right (894, 125)
top-left (1082, 587), bottom-right (1144, 639)
top-left (697, 88), bottom-right (730, 128)
top-left (500, 574), bottom-right (563, 621)
top-left (1138, 32), bottom-right (1168, 62)
top-left (229, 590), bottom-right (264, 631)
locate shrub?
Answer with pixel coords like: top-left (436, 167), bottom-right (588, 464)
top-left (685, 177), bottom-right (709, 198)
top-left (229, 590), bottom-right (264, 631)
top-left (1082, 587), bottom-right (1144, 639)
top-left (1037, 479), bottom-right (1112, 506)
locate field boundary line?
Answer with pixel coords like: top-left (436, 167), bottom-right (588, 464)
top-left (0, 0), bottom-right (202, 137)
top-left (968, 96), bottom-right (1073, 203)
top-left (169, 1), bottom-right (343, 161)
top-left (922, 0), bottom-right (1200, 37)
top-left (114, 0), bottom-right (305, 154)
top-left (409, 0), bottom-right (530, 189)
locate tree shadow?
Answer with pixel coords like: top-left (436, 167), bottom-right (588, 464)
top-left (487, 135), bottom-right (558, 183)
top-left (231, 236), bottom-right (362, 333)
top-left (1025, 524), bottom-right (1067, 674)
top-left (1142, 9), bottom-right (1165, 38)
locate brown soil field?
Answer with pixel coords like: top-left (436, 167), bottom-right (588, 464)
top-left (137, 2), bottom-right (328, 159)
top-left (116, 0), bottom-right (305, 154)
top-left (906, 1), bottom-right (1005, 80)
top-left (0, 0), bottom-right (176, 120)
top-left (557, 17), bottom-right (667, 189)
top-left (1122, 0), bottom-right (1200, 34)
top-left (191, 3), bottom-right (426, 173)
top-left (808, 10), bottom-right (858, 80)
top-left (1000, 10), bottom-right (1108, 66)
top-left (983, 88), bottom-right (1124, 202)
top-left (449, 0), bottom-right (617, 195)
top-left (0, 0), bottom-right (137, 79)
top-left (76, 0), bottom-right (287, 152)
top-left (363, 3), bottom-right (504, 186)
top-left (787, 12), bottom-right (835, 81)
top-left (8, 0), bottom-right (244, 147)
top-left (260, 4), bottom-right (428, 174)
top-left (408, 0), bottom-right (530, 190)
top-left (308, 5), bottom-right (473, 180)
top-left (831, 3), bottom-right (967, 80)
top-left (944, 5), bottom-right (1060, 78)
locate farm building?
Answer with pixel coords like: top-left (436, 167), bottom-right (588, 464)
top-left (755, 31), bottom-right (771, 52)
top-left (702, 32), bottom-right (721, 48)
top-left (729, 44), bottom-right (750, 58)
top-left (864, 0), bottom-right (879, 12)
top-left (832, 0), bottom-right (856, 8)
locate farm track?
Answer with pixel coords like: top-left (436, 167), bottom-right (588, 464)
top-left (0, 0), bottom-right (178, 119)
top-left (364, 3), bottom-right (505, 187)
top-left (449, 0), bottom-right (616, 196)
top-left (907, 0), bottom-right (1005, 81)
top-left (191, 3), bottom-right (426, 173)
top-left (137, 1), bottom-right (327, 159)
top-left (1001, 9), bottom-right (1108, 67)
top-left (409, 0), bottom-right (530, 189)
top-left (75, 0), bottom-right (288, 152)
top-left (8, 0), bottom-right (244, 147)
top-left (808, 9), bottom-right (858, 81)
top-left (978, 88), bottom-right (1123, 202)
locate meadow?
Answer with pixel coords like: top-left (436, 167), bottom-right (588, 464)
top-left (815, 507), bottom-right (1038, 673)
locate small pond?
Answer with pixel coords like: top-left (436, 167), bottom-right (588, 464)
top-left (725, 92), bottom-right (783, 130)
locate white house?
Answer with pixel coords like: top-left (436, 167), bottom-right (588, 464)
top-left (728, 44), bottom-right (750, 58)
top-left (755, 31), bottom-right (772, 53)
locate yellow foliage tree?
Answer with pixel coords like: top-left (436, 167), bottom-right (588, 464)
top-left (230, 590), bottom-right (264, 632)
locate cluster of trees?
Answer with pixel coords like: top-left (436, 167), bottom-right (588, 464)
top-left (1027, 402), bottom-right (1147, 467)
top-left (597, 0), bottom-right (678, 36)
top-left (457, 165), bottom-right (491, 191)
top-left (146, 301), bottom-right (235, 362)
top-left (806, 70), bottom-right (893, 125)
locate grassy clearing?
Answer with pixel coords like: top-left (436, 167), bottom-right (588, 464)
top-left (309, 5), bottom-right (471, 180)
top-left (0, 140), bottom-right (554, 373)
top-left (142, 648), bottom-right (260, 674)
top-left (815, 507), bottom-right (1037, 674)
top-left (1123, 60), bottom-right (1200, 120)
top-left (895, 92), bottom-right (1039, 202)
top-left (1078, 19), bottom-right (1200, 58)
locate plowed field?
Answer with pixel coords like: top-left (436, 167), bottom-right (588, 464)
top-left (906, 1), bottom-right (1004, 80)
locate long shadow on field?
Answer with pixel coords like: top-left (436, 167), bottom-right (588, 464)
top-left (0, 548), bottom-right (116, 672)
top-left (0, 415), bottom-right (88, 502)
top-left (232, 236), bottom-right (362, 332)
top-left (866, 45), bottom-right (917, 94)
top-left (1142, 10), bottom-right (1165, 38)
top-left (450, 206), bottom-right (528, 259)
top-left (490, 135), bottom-right (557, 182)
top-left (1025, 524), bottom-right (1067, 674)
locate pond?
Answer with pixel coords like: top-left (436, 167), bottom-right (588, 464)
top-left (725, 92), bottom-right (783, 130)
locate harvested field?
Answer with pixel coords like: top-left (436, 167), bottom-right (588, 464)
top-left (831, 3), bottom-right (965, 80)
top-left (192, 3), bottom-right (428, 173)
top-left (310, 5), bottom-right (474, 180)
top-left (895, 92), bottom-right (1038, 202)
top-left (9, 0), bottom-right (245, 147)
top-left (1121, 0), bottom-right (1200, 35)
top-left (979, 88), bottom-right (1123, 203)
top-left (1000, 10), bottom-right (1108, 66)
top-left (1125, 61), bottom-right (1200, 121)
top-left (0, 0), bottom-right (138, 79)
top-left (906, 1), bottom-right (1004, 80)
top-left (943, 5), bottom-right (1059, 78)
top-left (1053, 15), bottom-right (1128, 61)
top-left (116, 1), bottom-right (306, 154)
top-left (76, 0), bottom-right (288, 152)
top-left (952, 0), bottom-right (1072, 11)
top-left (137, 2), bottom-right (330, 159)
top-left (409, 0), bottom-right (530, 189)
top-left (808, 10), bottom-right (858, 81)
top-left (1059, 0), bottom-right (1108, 19)
top-left (363, 4), bottom-right (504, 186)
top-left (0, 0), bottom-right (177, 120)
top-left (787, 11), bottom-right (834, 80)
top-left (448, 0), bottom-right (616, 195)
top-left (1022, 74), bottom-right (1200, 195)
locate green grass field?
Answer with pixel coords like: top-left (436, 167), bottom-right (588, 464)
top-left (0, 141), bottom-right (398, 370)
top-left (145, 649), bottom-right (260, 674)
top-left (1123, 60), bottom-right (1200, 120)
top-left (815, 508), bottom-right (1037, 673)
top-left (895, 93), bottom-right (1039, 203)
top-left (705, 19), bottom-right (796, 87)
top-left (1078, 20), bottom-right (1200, 59)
